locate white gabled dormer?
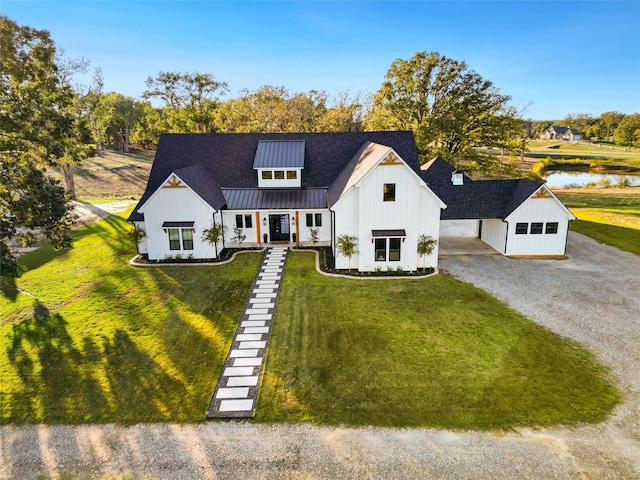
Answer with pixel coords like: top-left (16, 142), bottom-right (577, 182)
top-left (254, 140), bottom-right (305, 188)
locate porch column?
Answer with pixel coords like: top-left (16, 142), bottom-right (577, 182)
top-left (256, 211), bottom-right (261, 245)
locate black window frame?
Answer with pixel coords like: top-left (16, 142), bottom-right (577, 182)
top-left (389, 238), bottom-right (401, 261)
top-left (286, 170), bottom-right (297, 179)
top-left (168, 228), bottom-right (180, 250)
top-left (244, 214), bottom-right (253, 229)
top-left (235, 215), bottom-right (243, 229)
top-left (515, 223), bottom-right (528, 235)
top-left (375, 238), bottom-right (387, 261)
top-left (261, 170), bottom-right (272, 179)
top-left (383, 183), bottom-right (396, 202)
top-left (530, 222), bottom-right (543, 235)
top-left (306, 213), bottom-right (313, 227)
top-left (314, 213), bottom-right (322, 227)
top-left (181, 228), bottom-right (194, 250)
top-left (545, 222), bottom-right (558, 234)
top-left (274, 170), bottom-right (285, 179)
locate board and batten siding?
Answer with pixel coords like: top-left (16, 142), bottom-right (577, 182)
top-left (138, 185), bottom-right (218, 260)
top-left (133, 221), bottom-right (148, 254)
top-left (333, 159), bottom-right (442, 271)
top-left (480, 219), bottom-right (508, 253)
top-left (504, 194), bottom-right (573, 256)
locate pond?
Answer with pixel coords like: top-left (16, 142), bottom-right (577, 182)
top-left (543, 170), bottom-right (640, 189)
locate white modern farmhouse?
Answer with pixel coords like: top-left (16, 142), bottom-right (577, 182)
top-left (129, 131), bottom-right (575, 270)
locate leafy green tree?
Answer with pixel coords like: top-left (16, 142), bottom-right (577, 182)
top-left (1, 16), bottom-right (81, 276)
top-left (215, 86), bottom-right (365, 134)
top-left (614, 113), bottom-right (640, 148)
top-left (98, 92), bottom-right (144, 152)
top-left (130, 102), bottom-right (166, 150)
top-left (563, 113), bottom-right (597, 137)
top-left (81, 68), bottom-right (106, 156)
top-left (367, 51), bottom-right (519, 173)
top-left (143, 71), bottom-right (228, 133)
top-left (417, 234), bottom-right (438, 269)
top-left (599, 111), bottom-right (626, 141)
top-left (202, 222), bottom-right (227, 257)
top-left (335, 234), bottom-right (359, 272)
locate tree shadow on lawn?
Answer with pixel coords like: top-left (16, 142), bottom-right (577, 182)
top-left (3, 300), bottom-right (201, 424)
top-left (5, 301), bottom-right (111, 423)
top-left (87, 265), bottom-right (240, 420)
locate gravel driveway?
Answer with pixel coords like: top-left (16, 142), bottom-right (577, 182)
top-left (1, 232), bottom-right (639, 479)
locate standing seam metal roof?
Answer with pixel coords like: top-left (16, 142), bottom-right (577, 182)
top-left (222, 188), bottom-right (327, 210)
top-left (253, 140), bottom-right (305, 169)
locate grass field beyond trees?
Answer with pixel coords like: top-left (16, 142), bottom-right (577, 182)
top-left (1, 214), bottom-right (620, 429)
top-left (256, 252), bottom-right (619, 430)
top-left (556, 189), bottom-right (640, 255)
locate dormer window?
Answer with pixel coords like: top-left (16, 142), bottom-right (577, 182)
top-left (254, 140), bottom-right (304, 188)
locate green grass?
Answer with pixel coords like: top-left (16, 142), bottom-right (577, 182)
top-left (1, 214), bottom-right (621, 429)
top-left (555, 189), bottom-right (640, 255)
top-left (1, 211), bottom-right (262, 424)
top-left (255, 252), bottom-right (620, 430)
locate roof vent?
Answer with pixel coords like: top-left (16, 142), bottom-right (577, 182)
top-left (452, 172), bottom-right (464, 186)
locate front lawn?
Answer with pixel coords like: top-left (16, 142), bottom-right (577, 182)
top-left (256, 251), bottom-right (619, 430)
top-left (1, 212), bottom-right (262, 424)
top-left (1, 214), bottom-right (620, 429)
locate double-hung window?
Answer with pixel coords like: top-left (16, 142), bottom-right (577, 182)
top-left (306, 213), bottom-right (322, 227)
top-left (168, 228), bottom-right (193, 250)
top-left (374, 237), bottom-right (402, 262)
top-left (181, 229), bottom-right (194, 250)
top-left (375, 238), bottom-right (387, 261)
top-left (236, 214), bottom-right (253, 229)
top-left (168, 229), bottom-right (181, 250)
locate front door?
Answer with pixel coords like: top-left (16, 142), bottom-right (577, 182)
top-left (269, 214), bottom-right (290, 242)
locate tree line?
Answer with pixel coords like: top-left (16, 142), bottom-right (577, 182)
top-left (527, 112), bottom-right (640, 147)
top-left (1, 15), bottom-right (638, 277)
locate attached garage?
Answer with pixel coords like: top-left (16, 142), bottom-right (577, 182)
top-left (421, 157), bottom-right (575, 257)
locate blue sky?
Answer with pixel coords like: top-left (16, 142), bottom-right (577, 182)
top-left (3, 1), bottom-right (639, 120)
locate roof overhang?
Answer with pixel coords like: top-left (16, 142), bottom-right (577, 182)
top-left (162, 221), bottom-right (195, 228)
top-left (372, 229), bottom-right (406, 237)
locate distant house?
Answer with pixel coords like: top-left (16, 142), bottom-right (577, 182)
top-left (128, 132), bottom-right (575, 270)
top-left (562, 128), bottom-right (583, 142)
top-left (540, 125), bottom-right (583, 142)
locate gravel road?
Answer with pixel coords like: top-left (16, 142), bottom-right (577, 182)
top-left (1, 231), bottom-right (639, 479)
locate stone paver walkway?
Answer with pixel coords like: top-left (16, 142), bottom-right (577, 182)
top-left (206, 247), bottom-right (287, 418)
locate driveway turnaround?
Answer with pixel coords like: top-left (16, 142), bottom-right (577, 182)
top-left (207, 247), bottom-right (287, 418)
top-left (1, 232), bottom-right (639, 479)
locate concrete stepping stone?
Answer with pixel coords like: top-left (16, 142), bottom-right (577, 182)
top-left (207, 247), bottom-right (288, 418)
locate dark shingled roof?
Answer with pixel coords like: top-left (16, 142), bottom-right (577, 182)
top-left (174, 163), bottom-right (227, 209)
top-left (129, 131), bottom-right (419, 222)
top-left (420, 157), bottom-right (544, 220)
